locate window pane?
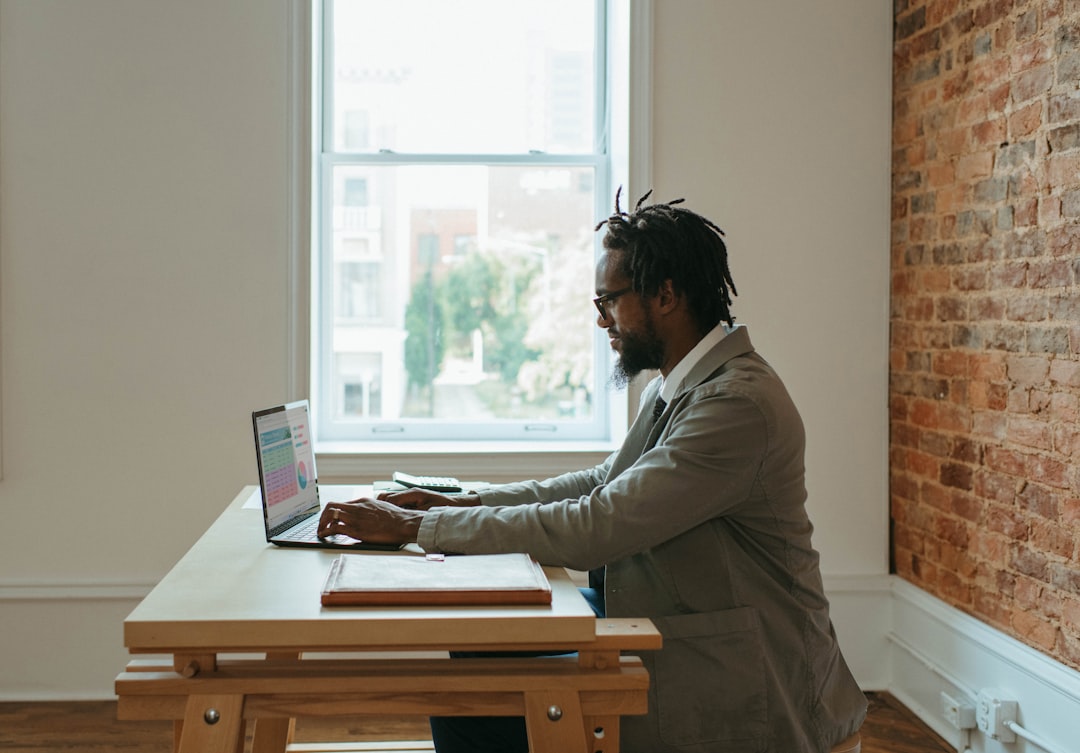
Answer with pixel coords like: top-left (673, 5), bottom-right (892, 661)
top-left (326, 164), bottom-right (598, 427)
top-left (330, 0), bottom-right (597, 154)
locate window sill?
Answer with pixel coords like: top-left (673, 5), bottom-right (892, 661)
top-left (315, 440), bottom-right (618, 485)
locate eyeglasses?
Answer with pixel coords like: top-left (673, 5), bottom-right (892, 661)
top-left (593, 287), bottom-right (634, 319)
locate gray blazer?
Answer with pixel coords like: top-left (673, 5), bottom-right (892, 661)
top-left (418, 325), bottom-right (867, 752)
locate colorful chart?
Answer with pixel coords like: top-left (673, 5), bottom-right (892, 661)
top-left (297, 461), bottom-right (309, 489)
top-left (259, 427), bottom-right (300, 507)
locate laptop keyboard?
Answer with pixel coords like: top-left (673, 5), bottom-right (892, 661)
top-left (279, 516), bottom-right (322, 542)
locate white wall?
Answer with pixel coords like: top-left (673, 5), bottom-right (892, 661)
top-left (0, 0), bottom-right (294, 696)
top-left (650, 0), bottom-right (893, 577)
top-left (0, 0), bottom-right (894, 699)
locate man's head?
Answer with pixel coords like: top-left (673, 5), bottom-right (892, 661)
top-left (593, 189), bottom-right (737, 384)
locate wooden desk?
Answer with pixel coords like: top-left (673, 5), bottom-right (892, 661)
top-left (116, 486), bottom-right (660, 753)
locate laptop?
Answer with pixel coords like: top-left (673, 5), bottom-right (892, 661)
top-left (252, 400), bottom-right (401, 550)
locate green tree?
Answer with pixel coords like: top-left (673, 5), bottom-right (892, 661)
top-left (403, 270), bottom-right (444, 412)
top-left (441, 250), bottom-right (540, 382)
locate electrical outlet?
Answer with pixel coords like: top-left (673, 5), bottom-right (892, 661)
top-left (976, 689), bottom-right (1017, 742)
top-left (941, 691), bottom-right (976, 729)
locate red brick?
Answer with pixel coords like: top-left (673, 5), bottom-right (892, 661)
top-left (1049, 91), bottom-right (1080, 123)
top-left (1006, 354), bottom-right (1051, 384)
top-left (1048, 152), bottom-right (1080, 187)
top-left (972, 530), bottom-right (1009, 564)
top-left (934, 351), bottom-right (969, 377)
top-left (973, 118), bottom-right (1007, 146)
top-left (908, 448), bottom-right (942, 478)
top-left (1007, 415), bottom-right (1053, 451)
top-left (1012, 609), bottom-right (1058, 651)
top-left (985, 505), bottom-right (1029, 539)
top-left (928, 162), bottom-right (957, 187)
top-left (894, 116), bottom-right (920, 145)
top-left (1029, 259), bottom-right (1074, 288)
top-left (1017, 481), bottom-right (1058, 519)
top-left (1031, 519), bottom-right (1075, 558)
top-left (958, 92), bottom-right (990, 124)
top-left (906, 297), bottom-right (935, 320)
top-left (969, 382), bottom-right (991, 410)
top-left (952, 489), bottom-right (983, 520)
top-left (973, 0), bottom-right (1012, 28)
top-left (957, 151), bottom-right (995, 180)
top-left (970, 352), bottom-right (1008, 380)
top-left (972, 409), bottom-right (1007, 439)
top-left (1056, 425), bottom-right (1080, 457)
top-left (1006, 295), bottom-right (1048, 322)
top-left (1040, 196), bottom-right (1062, 224)
top-left (1012, 62), bottom-right (1055, 103)
top-left (974, 584), bottom-right (1014, 629)
top-left (1011, 544), bottom-right (1050, 580)
top-left (1049, 392), bottom-right (1079, 422)
top-left (941, 462), bottom-right (975, 490)
top-left (1012, 37), bottom-right (1054, 71)
top-left (1008, 101), bottom-right (1044, 136)
top-left (1014, 575), bottom-right (1045, 610)
top-left (989, 261), bottom-right (1028, 289)
top-left (1014, 198), bottom-right (1038, 226)
top-left (938, 568), bottom-right (974, 605)
top-left (988, 81), bottom-right (1010, 112)
top-left (915, 266), bottom-right (950, 293)
top-left (952, 266), bottom-right (987, 290)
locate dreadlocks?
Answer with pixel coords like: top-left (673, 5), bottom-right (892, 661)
top-left (595, 187), bottom-right (737, 332)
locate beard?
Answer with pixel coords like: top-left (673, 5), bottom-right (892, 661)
top-left (608, 312), bottom-right (665, 389)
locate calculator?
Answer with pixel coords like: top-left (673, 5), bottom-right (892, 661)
top-left (391, 471), bottom-right (463, 493)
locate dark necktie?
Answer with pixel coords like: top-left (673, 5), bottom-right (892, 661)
top-left (652, 395), bottom-right (667, 421)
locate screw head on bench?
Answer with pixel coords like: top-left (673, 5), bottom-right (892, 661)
top-left (203, 708), bottom-right (220, 725)
top-left (547, 705), bottom-right (563, 721)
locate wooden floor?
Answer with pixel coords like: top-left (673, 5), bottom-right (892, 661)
top-left (0, 692), bottom-right (950, 752)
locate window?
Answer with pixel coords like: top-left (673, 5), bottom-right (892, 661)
top-left (311, 0), bottom-right (636, 444)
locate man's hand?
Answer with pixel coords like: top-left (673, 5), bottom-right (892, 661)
top-left (318, 497), bottom-right (426, 545)
top-left (376, 489), bottom-right (482, 511)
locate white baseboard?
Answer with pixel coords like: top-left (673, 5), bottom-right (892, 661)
top-left (889, 578), bottom-right (1080, 753)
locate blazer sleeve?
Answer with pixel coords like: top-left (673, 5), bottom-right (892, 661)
top-left (473, 458), bottom-right (613, 508)
top-left (416, 377), bottom-right (786, 570)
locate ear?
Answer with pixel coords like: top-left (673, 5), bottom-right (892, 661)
top-left (655, 279), bottom-right (679, 314)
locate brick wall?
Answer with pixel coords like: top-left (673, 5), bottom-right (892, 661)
top-left (891, 0), bottom-right (1080, 670)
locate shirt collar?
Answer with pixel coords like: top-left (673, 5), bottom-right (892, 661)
top-left (659, 322), bottom-right (733, 403)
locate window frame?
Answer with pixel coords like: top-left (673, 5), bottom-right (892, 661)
top-left (287, 0), bottom-right (652, 475)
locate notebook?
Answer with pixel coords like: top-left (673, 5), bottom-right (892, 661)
top-left (252, 400), bottom-right (402, 551)
top-left (321, 552), bottom-right (552, 606)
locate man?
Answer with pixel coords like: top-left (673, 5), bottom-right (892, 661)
top-left (319, 190), bottom-right (867, 752)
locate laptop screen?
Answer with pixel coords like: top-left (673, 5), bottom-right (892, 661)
top-left (253, 400), bottom-right (320, 533)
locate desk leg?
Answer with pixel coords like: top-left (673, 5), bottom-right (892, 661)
top-left (251, 717), bottom-right (295, 753)
top-left (250, 651), bottom-right (299, 753)
top-left (175, 693), bottom-right (245, 753)
top-left (523, 690), bottom-right (588, 753)
top-left (585, 714), bottom-right (620, 753)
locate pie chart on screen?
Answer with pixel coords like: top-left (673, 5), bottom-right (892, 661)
top-left (297, 461), bottom-right (309, 489)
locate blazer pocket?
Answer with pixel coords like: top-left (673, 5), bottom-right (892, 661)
top-left (652, 607), bottom-right (768, 749)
